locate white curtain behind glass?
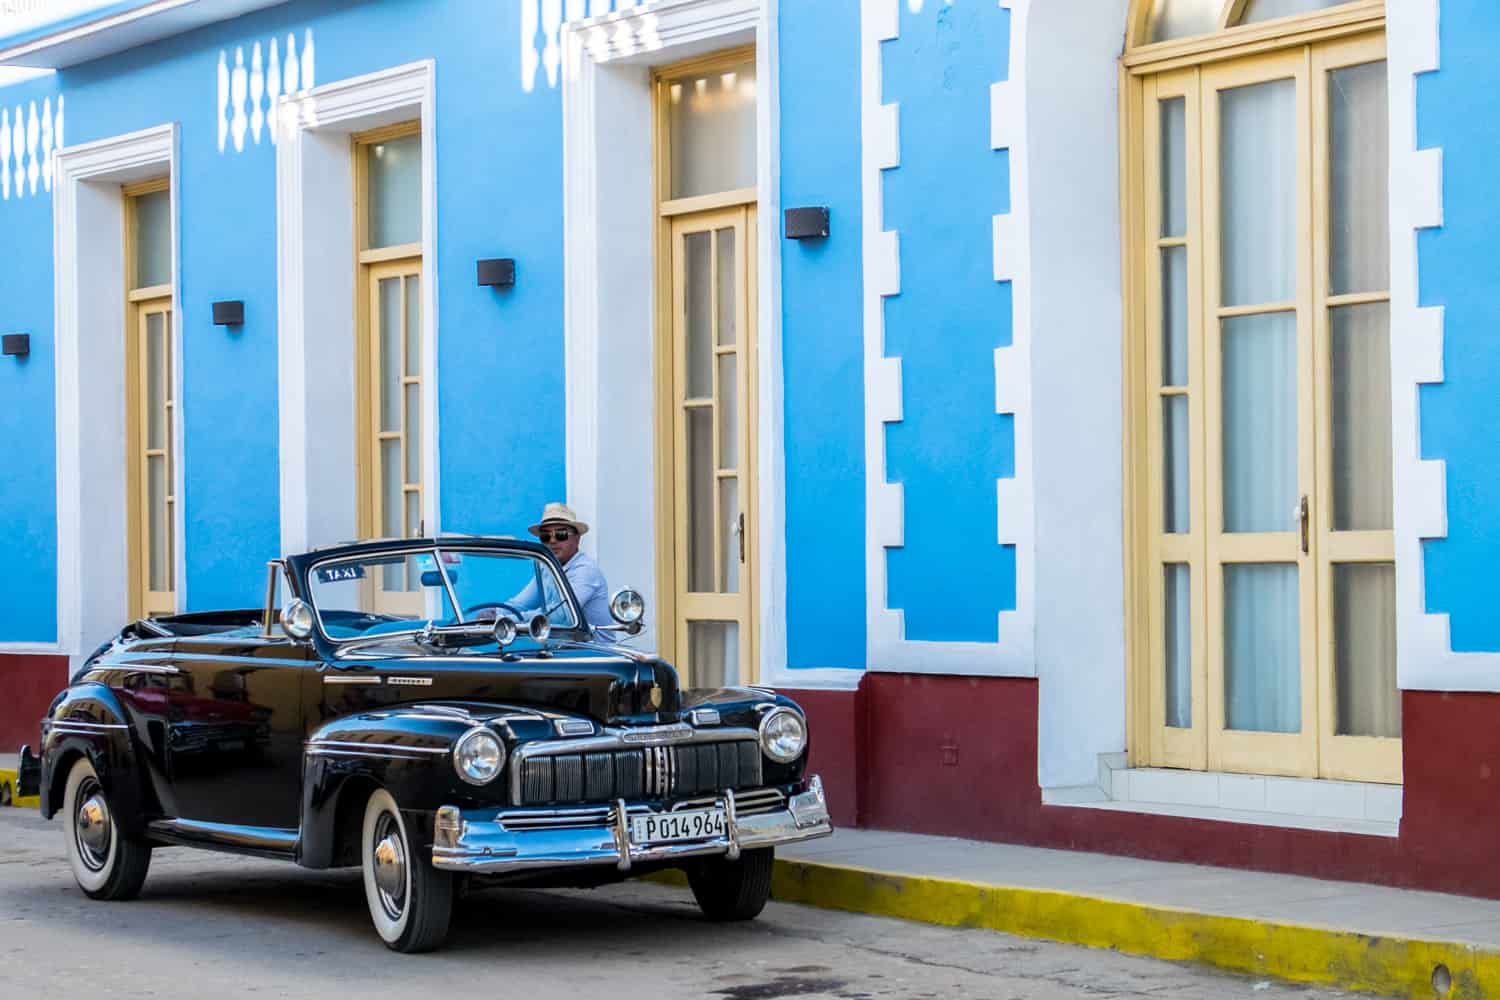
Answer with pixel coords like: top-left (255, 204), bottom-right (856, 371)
top-left (1328, 60), bottom-right (1399, 739)
top-left (1219, 78), bottom-right (1301, 733)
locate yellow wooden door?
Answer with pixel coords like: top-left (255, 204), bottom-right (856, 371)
top-left (1201, 49), bottom-right (1319, 778)
top-left (1138, 36), bottom-right (1397, 783)
top-left (665, 205), bottom-right (757, 688)
top-left (127, 295), bottom-right (176, 620)
top-left (1309, 33), bottom-right (1398, 783)
top-left (361, 257), bottom-right (424, 616)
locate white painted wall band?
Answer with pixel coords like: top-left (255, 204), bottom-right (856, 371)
top-left (1386, 0), bottom-right (1492, 691)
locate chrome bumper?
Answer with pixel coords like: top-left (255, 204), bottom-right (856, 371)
top-left (431, 776), bottom-right (833, 875)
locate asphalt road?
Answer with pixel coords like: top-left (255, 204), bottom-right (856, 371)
top-left (0, 807), bottom-right (1352, 999)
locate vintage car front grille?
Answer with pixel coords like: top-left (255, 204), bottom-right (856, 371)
top-left (495, 788), bottom-right (786, 832)
top-left (517, 739), bottom-right (763, 806)
top-left (672, 787), bottom-right (786, 817)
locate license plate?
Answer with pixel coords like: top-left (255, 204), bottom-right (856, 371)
top-left (630, 807), bottom-right (726, 845)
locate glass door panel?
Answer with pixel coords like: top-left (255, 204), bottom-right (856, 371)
top-left (1143, 69), bottom-right (1207, 769)
top-left (131, 298), bottom-right (176, 619)
top-left (1202, 51), bottom-right (1317, 776)
top-left (669, 207), bottom-right (755, 688)
top-left (365, 258), bottom-right (424, 616)
top-left (1312, 36), bottom-right (1399, 783)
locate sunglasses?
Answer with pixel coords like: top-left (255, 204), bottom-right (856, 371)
top-left (539, 528), bottom-right (573, 543)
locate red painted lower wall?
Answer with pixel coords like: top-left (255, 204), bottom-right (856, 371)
top-left (786, 677), bottom-right (1500, 900)
top-left (0, 654), bottom-right (68, 754)
top-left (11, 650), bottom-right (1491, 897)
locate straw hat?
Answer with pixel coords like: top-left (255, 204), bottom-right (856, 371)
top-left (527, 502), bottom-right (590, 538)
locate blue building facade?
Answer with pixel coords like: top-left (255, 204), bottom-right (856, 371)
top-left (4, 0), bottom-right (1500, 895)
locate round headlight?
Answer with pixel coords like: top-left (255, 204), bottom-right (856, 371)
top-left (609, 588), bottom-right (645, 625)
top-left (758, 707), bottom-right (807, 764)
top-left (453, 728), bottom-right (505, 786)
top-left (528, 613), bottom-right (552, 643)
top-left (280, 599), bottom-right (315, 640)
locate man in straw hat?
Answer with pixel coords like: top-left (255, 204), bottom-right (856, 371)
top-left (518, 502), bottom-right (614, 630)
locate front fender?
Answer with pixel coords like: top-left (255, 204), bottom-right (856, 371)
top-left (40, 684), bottom-right (150, 837)
top-left (299, 707), bottom-right (508, 868)
top-left (678, 687), bottom-right (813, 788)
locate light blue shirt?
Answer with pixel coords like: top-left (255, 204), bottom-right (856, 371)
top-left (512, 550), bottom-right (613, 631)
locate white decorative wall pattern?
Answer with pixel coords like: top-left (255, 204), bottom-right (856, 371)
top-left (0, 93), bottom-right (64, 201)
top-left (216, 29), bottom-right (315, 152)
top-left (1387, 0), bottom-right (1477, 691)
top-left (521, 0), bottom-right (644, 92)
top-left (861, 0), bottom-right (1035, 677)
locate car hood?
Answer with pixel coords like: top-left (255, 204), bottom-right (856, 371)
top-left (329, 640), bottom-right (680, 725)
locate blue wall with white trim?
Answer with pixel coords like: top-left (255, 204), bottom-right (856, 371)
top-left (0, 0), bottom-right (567, 637)
top-left (882, 0), bottom-right (1014, 643)
top-left (1416, 3), bottom-right (1500, 653)
top-left (779, 0), bottom-right (865, 671)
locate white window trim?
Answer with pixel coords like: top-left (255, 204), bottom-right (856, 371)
top-left (275, 60), bottom-right (439, 558)
top-left (561, 0), bottom-right (796, 684)
top-left (861, 0), bottom-right (1036, 677)
top-left (44, 122), bottom-right (183, 671)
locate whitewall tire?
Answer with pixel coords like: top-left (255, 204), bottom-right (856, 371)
top-left (62, 756), bottom-right (151, 900)
top-left (360, 788), bottom-right (453, 952)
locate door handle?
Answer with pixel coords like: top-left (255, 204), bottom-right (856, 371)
top-left (737, 513), bottom-right (746, 564)
top-left (1296, 495), bottom-right (1309, 555)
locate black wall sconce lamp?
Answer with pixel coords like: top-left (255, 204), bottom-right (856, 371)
top-left (212, 300), bottom-right (245, 327)
top-left (784, 207), bottom-right (830, 241)
top-left (477, 258), bottom-right (516, 289)
top-left (2, 334), bottom-right (29, 358)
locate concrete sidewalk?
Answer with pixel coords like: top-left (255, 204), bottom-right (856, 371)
top-left (770, 828), bottom-right (1500, 998)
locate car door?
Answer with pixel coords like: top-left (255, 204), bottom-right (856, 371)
top-left (162, 634), bottom-right (316, 830)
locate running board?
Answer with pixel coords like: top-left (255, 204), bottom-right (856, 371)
top-left (147, 818), bottom-right (299, 859)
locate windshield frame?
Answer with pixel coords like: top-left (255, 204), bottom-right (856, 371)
top-left (299, 540), bottom-right (587, 646)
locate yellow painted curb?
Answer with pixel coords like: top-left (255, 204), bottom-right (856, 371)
top-left (769, 859), bottom-right (1500, 1000)
top-left (0, 767), bottom-right (38, 809)
top-left (652, 858), bottom-right (1498, 998)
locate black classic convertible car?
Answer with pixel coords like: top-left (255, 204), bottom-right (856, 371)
top-left (35, 536), bottom-right (832, 951)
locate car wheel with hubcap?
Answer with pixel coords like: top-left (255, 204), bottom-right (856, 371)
top-left (361, 787), bottom-right (453, 952)
top-left (687, 847), bottom-right (774, 922)
top-left (62, 756), bottom-right (151, 900)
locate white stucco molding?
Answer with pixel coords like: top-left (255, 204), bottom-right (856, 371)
top-left (51, 123), bottom-right (182, 670)
top-left (275, 61), bottom-right (439, 558)
top-left (0, 0), bottom-right (287, 69)
top-left (561, 0), bottom-right (792, 684)
top-left (863, 0), bottom-right (1035, 677)
top-left (1387, 0), bottom-right (1482, 690)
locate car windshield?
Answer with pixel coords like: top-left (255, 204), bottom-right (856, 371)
top-left (305, 545), bottom-right (581, 641)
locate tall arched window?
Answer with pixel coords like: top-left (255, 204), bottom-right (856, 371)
top-left (1122, 0), bottom-right (1395, 783)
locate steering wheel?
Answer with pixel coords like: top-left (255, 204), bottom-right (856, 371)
top-left (464, 601), bottom-right (524, 620)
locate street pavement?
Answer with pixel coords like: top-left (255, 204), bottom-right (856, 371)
top-left (0, 807), bottom-right (1351, 999)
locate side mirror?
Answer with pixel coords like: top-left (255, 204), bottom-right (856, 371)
top-left (280, 599), bottom-right (315, 641)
